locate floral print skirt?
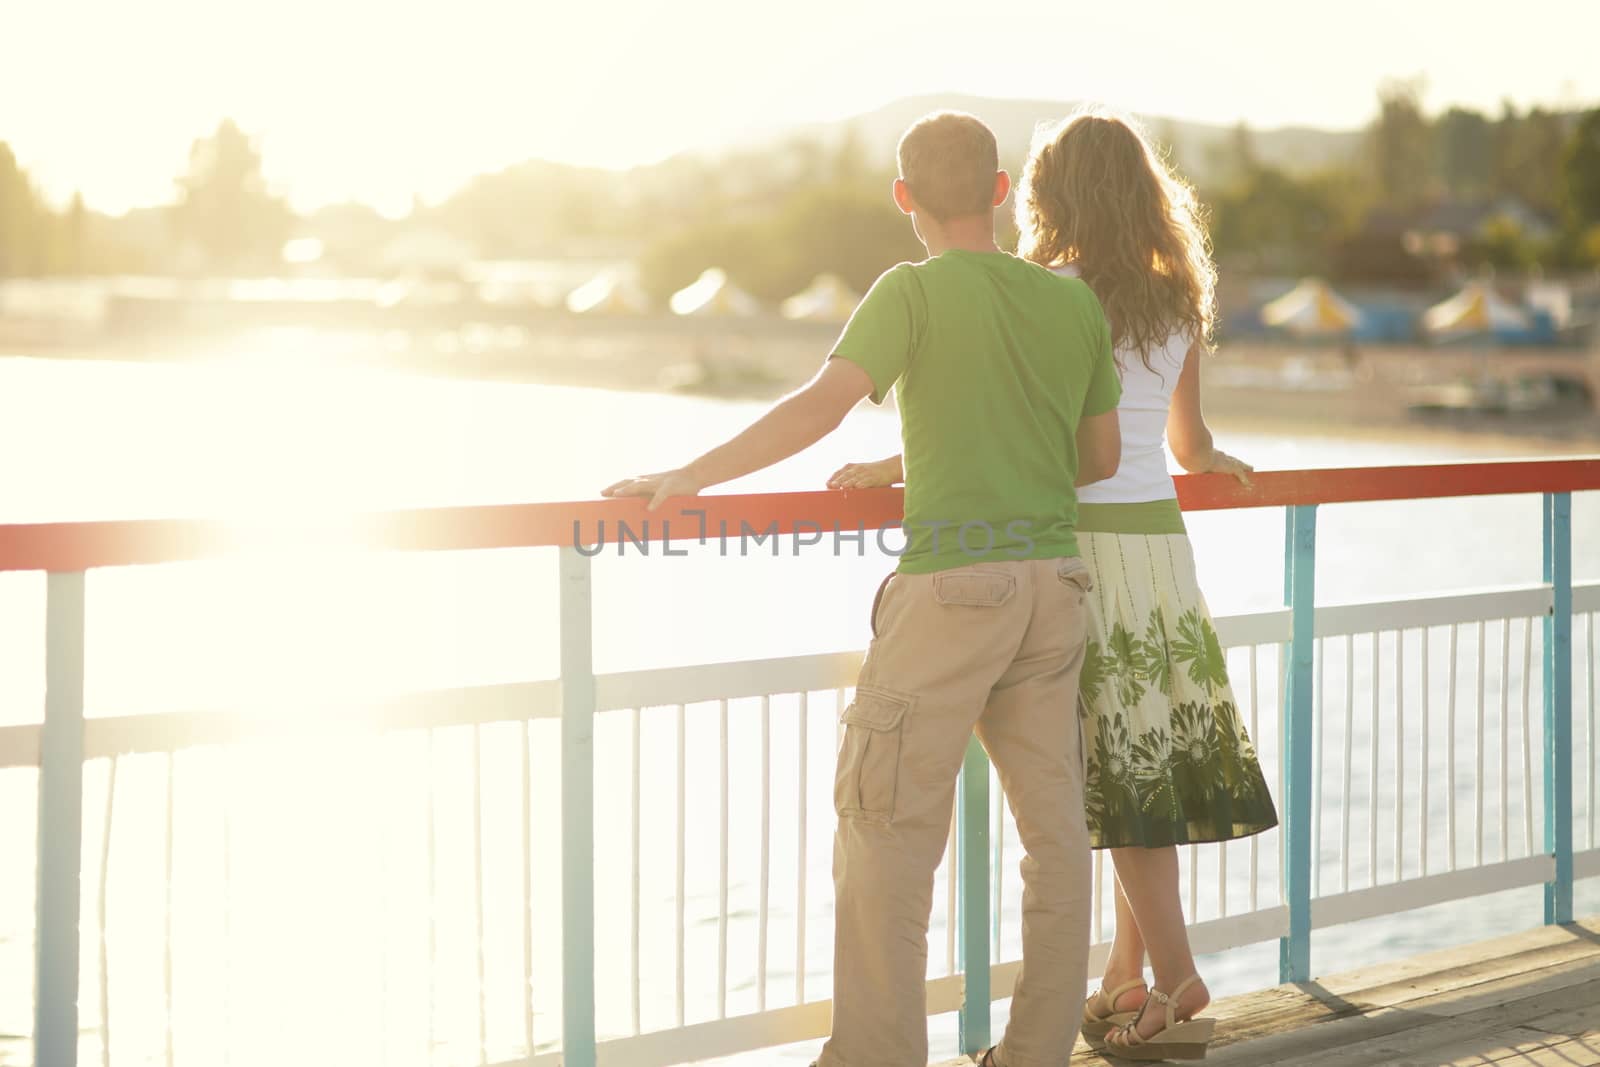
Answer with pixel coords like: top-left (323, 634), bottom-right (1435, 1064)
top-left (1077, 530), bottom-right (1279, 849)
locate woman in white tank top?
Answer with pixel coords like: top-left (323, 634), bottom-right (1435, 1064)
top-left (829, 109), bottom-right (1275, 1060)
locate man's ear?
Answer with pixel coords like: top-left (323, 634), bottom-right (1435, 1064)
top-left (992, 170), bottom-right (1011, 207)
top-left (892, 177), bottom-right (916, 216)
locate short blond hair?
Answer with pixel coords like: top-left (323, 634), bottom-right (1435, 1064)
top-left (897, 111), bottom-right (999, 221)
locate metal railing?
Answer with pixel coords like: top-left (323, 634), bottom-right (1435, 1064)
top-left (1, 459), bottom-right (1597, 1067)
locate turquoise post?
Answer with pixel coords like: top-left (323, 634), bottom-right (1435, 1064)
top-left (1280, 505), bottom-right (1317, 983)
top-left (560, 547), bottom-right (598, 1066)
top-left (1543, 492), bottom-right (1573, 925)
top-left (991, 772), bottom-right (1002, 960)
top-left (957, 736), bottom-right (991, 1056)
top-left (35, 571), bottom-right (87, 1067)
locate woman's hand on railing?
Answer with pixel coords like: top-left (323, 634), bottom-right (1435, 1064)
top-left (827, 455), bottom-right (905, 490)
top-left (1185, 448), bottom-right (1255, 487)
top-left (1207, 450), bottom-right (1255, 487)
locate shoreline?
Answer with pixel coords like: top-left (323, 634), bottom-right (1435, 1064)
top-left (1204, 410), bottom-right (1600, 455)
top-left (8, 325), bottom-right (1600, 456)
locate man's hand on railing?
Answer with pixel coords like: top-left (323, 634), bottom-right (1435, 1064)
top-left (602, 467), bottom-right (707, 511)
top-left (602, 361), bottom-right (874, 512)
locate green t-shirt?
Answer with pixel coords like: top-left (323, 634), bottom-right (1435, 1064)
top-left (831, 250), bottom-right (1120, 574)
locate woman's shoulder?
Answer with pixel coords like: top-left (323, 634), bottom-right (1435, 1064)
top-left (1115, 331), bottom-right (1190, 394)
top-left (1044, 262), bottom-right (1104, 313)
top-left (1037, 262), bottom-right (1103, 314)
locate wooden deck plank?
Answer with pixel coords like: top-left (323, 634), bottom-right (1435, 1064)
top-left (1438, 1029), bottom-right (1600, 1066)
top-left (1318, 920), bottom-right (1600, 1009)
top-left (1274, 982), bottom-right (1600, 1066)
top-left (1062, 919), bottom-right (1600, 1066)
top-left (1197, 1008), bottom-right (1432, 1067)
top-left (1402, 956), bottom-right (1600, 1017)
top-left (1202, 920), bottom-right (1600, 1051)
top-left (1521, 997), bottom-right (1600, 1038)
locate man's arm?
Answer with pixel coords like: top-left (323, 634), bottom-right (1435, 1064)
top-left (1076, 304), bottom-right (1122, 488)
top-left (603, 358), bottom-right (875, 509)
top-left (1075, 409), bottom-right (1121, 487)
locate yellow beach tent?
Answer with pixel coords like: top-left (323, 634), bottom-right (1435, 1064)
top-left (1421, 282), bottom-right (1531, 337)
top-left (669, 269), bottom-right (761, 318)
top-left (566, 272), bottom-right (651, 315)
top-left (1259, 278), bottom-right (1363, 336)
top-left (780, 273), bottom-right (860, 323)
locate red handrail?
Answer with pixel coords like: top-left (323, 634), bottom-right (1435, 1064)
top-left (2, 459), bottom-right (1596, 573)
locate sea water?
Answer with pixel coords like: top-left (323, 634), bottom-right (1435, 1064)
top-left (1, 351), bottom-right (1597, 1066)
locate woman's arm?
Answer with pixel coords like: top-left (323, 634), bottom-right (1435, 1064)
top-left (1167, 342), bottom-right (1253, 485)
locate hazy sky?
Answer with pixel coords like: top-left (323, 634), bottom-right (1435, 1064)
top-left (7, 0), bottom-right (1597, 214)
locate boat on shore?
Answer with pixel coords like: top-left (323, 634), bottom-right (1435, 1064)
top-left (1408, 372), bottom-right (1594, 420)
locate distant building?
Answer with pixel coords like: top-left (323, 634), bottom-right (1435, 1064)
top-left (377, 228), bottom-right (479, 281)
top-left (1332, 209), bottom-right (1435, 287)
top-left (1404, 197), bottom-right (1558, 258)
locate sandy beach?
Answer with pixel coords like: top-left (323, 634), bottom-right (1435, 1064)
top-left (11, 308), bottom-right (1600, 453)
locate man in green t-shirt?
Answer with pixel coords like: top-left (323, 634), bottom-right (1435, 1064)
top-left (605, 111), bottom-right (1120, 1067)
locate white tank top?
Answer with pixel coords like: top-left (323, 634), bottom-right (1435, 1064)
top-left (1053, 265), bottom-right (1188, 504)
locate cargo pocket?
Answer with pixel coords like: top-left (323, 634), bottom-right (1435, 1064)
top-left (834, 685), bottom-right (913, 823)
top-left (932, 570), bottom-right (1015, 607)
top-left (1056, 559), bottom-right (1094, 596)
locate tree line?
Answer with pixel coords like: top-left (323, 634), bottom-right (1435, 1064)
top-left (0, 119), bottom-right (290, 277)
top-left (638, 84), bottom-right (1600, 296)
top-left (2, 86), bottom-right (1599, 290)
top-left (1204, 80), bottom-right (1600, 281)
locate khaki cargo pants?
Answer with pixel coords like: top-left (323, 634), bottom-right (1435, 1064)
top-left (816, 557), bottom-right (1094, 1067)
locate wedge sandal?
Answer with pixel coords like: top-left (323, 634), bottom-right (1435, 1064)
top-left (1103, 975), bottom-right (1216, 1060)
top-left (1082, 977), bottom-right (1147, 1041)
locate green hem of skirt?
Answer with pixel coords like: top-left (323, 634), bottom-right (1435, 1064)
top-left (1089, 813), bottom-right (1280, 850)
top-left (1077, 499), bottom-right (1187, 535)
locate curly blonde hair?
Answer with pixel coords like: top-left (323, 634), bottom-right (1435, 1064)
top-left (1016, 108), bottom-right (1217, 364)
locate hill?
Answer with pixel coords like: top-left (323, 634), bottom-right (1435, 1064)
top-left (731, 92), bottom-right (1365, 184)
top-left (399, 93), bottom-right (1363, 262)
